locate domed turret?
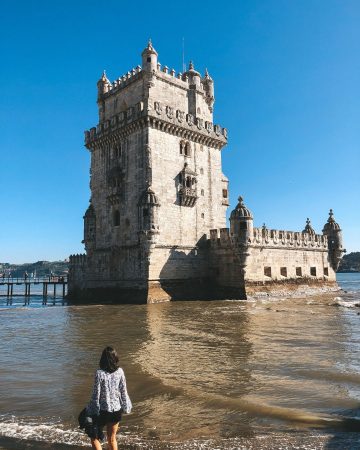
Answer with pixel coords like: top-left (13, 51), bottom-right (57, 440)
top-left (202, 68), bottom-right (214, 110)
top-left (97, 70), bottom-right (111, 98)
top-left (322, 209), bottom-right (341, 233)
top-left (138, 186), bottom-right (160, 237)
top-left (303, 218), bottom-right (315, 235)
top-left (230, 196), bottom-right (253, 220)
top-left (183, 61), bottom-right (201, 88)
top-left (139, 186), bottom-right (160, 207)
top-left (230, 196), bottom-right (253, 241)
top-left (141, 39), bottom-right (158, 73)
top-left (322, 209), bottom-right (344, 270)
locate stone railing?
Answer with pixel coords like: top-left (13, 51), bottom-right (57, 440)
top-left (251, 227), bottom-right (328, 249)
top-left (208, 227), bottom-right (328, 250)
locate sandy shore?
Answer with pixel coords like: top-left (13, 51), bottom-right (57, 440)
top-left (1, 432), bottom-right (360, 450)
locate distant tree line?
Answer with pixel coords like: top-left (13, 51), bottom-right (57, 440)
top-left (0, 260), bottom-right (69, 278)
top-left (337, 252), bottom-right (360, 273)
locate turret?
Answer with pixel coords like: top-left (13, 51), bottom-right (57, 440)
top-left (202, 68), bottom-right (214, 111)
top-left (138, 186), bottom-right (160, 239)
top-left (141, 39), bottom-right (158, 73)
top-left (230, 196), bottom-right (253, 243)
top-left (322, 209), bottom-right (344, 270)
top-left (97, 70), bottom-right (111, 99)
top-left (302, 218), bottom-right (315, 235)
top-left (96, 71), bottom-right (110, 122)
top-left (82, 201), bottom-right (96, 255)
top-left (183, 61), bottom-right (201, 88)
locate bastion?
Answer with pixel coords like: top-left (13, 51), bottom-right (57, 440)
top-left (68, 41), bottom-right (344, 303)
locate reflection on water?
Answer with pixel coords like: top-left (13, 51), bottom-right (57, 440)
top-left (0, 274), bottom-right (360, 449)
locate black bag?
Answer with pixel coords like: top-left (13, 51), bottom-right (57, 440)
top-left (78, 407), bottom-right (104, 441)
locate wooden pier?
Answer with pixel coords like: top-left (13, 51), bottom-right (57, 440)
top-left (0, 277), bottom-right (67, 299)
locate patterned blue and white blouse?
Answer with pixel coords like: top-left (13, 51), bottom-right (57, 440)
top-left (86, 368), bottom-right (132, 416)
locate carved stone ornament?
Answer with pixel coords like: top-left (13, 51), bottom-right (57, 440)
top-left (196, 118), bottom-right (204, 130)
top-left (166, 105), bottom-right (174, 119)
top-left (118, 112), bottom-right (125, 122)
top-left (187, 114), bottom-right (194, 126)
top-left (205, 121), bottom-right (213, 133)
top-left (111, 116), bottom-right (117, 127)
top-left (176, 110), bottom-right (185, 123)
top-left (214, 124), bottom-right (221, 136)
top-left (154, 101), bottom-right (162, 115)
top-left (223, 128), bottom-right (228, 138)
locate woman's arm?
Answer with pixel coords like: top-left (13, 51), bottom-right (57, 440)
top-left (86, 370), bottom-right (101, 416)
top-left (119, 370), bottom-right (132, 414)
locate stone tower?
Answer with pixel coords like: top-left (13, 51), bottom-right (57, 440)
top-left (322, 209), bottom-right (344, 271)
top-left (68, 41), bottom-right (228, 302)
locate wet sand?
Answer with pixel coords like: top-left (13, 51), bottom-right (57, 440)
top-left (1, 432), bottom-right (360, 450)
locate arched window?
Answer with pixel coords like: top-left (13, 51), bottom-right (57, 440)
top-left (113, 210), bottom-right (120, 227)
top-left (180, 140), bottom-right (191, 157)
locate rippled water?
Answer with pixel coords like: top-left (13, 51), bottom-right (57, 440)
top-left (1, 274), bottom-right (360, 449)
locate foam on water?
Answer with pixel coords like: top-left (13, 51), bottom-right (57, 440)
top-left (0, 415), bottom-right (87, 446)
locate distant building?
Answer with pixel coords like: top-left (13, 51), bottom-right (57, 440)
top-left (69, 41), bottom-right (344, 302)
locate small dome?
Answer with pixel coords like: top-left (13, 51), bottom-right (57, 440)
top-left (84, 202), bottom-right (95, 218)
top-left (141, 39), bottom-right (158, 56)
top-left (97, 70), bottom-right (110, 85)
top-left (185, 61), bottom-right (201, 77)
top-left (230, 196), bottom-right (253, 220)
top-left (303, 218), bottom-right (315, 235)
top-left (323, 209), bottom-right (341, 233)
top-left (139, 186), bottom-right (160, 206)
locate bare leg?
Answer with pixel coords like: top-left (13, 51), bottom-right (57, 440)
top-left (107, 422), bottom-right (119, 450)
top-left (90, 438), bottom-right (102, 450)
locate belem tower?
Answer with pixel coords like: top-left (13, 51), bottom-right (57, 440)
top-left (68, 41), bottom-right (345, 303)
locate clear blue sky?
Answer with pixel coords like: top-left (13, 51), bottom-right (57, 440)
top-left (0, 0), bottom-right (359, 263)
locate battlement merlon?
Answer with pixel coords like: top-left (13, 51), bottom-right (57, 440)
top-left (97, 41), bottom-right (215, 107)
top-left (208, 227), bottom-right (328, 250)
top-left (84, 103), bottom-right (227, 150)
top-left (94, 40), bottom-right (218, 131)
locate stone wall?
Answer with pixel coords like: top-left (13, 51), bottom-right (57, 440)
top-left (208, 226), bottom-right (337, 299)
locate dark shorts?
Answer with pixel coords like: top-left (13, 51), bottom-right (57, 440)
top-left (97, 409), bottom-right (122, 427)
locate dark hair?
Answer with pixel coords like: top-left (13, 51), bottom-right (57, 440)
top-left (99, 346), bottom-right (120, 373)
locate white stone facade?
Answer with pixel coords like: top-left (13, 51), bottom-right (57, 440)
top-left (68, 42), bottom-right (344, 302)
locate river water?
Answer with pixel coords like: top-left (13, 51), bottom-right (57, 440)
top-left (1, 274), bottom-right (360, 449)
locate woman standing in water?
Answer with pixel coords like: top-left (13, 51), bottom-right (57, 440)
top-left (86, 346), bottom-right (132, 450)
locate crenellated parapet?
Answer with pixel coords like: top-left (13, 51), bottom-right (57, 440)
top-left (84, 100), bottom-right (227, 150)
top-left (209, 227), bottom-right (328, 250)
top-left (69, 253), bottom-right (87, 266)
top-left (249, 227), bottom-right (328, 249)
top-left (89, 40), bottom-right (225, 151)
